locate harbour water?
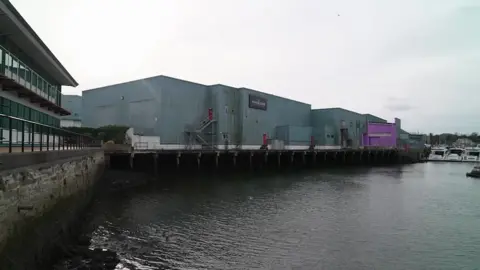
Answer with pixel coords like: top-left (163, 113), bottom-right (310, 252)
top-left (62, 162), bottom-right (480, 269)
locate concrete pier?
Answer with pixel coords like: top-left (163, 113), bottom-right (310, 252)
top-left (107, 148), bottom-right (423, 175)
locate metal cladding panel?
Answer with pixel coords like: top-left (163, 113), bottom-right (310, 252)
top-left (331, 108), bottom-right (367, 147)
top-left (239, 88), bottom-right (311, 146)
top-left (210, 85), bottom-right (242, 146)
top-left (323, 125), bottom-right (336, 145)
top-left (311, 125), bottom-right (336, 146)
top-left (311, 108), bottom-right (368, 147)
top-left (311, 109), bottom-right (335, 145)
top-left (368, 123), bottom-right (396, 134)
top-left (274, 125), bottom-right (289, 142)
top-left (61, 95), bottom-right (82, 121)
top-left (274, 125), bottom-right (312, 145)
top-left (82, 76), bottom-right (211, 144)
top-left (364, 114), bottom-right (387, 123)
top-left (154, 77), bottom-right (211, 144)
top-left (287, 126), bottom-right (312, 145)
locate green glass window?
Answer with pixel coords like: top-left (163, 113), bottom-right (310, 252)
top-left (0, 47), bottom-right (3, 73)
top-left (17, 104), bottom-right (23, 118)
top-left (0, 97), bottom-right (9, 114)
top-left (32, 73), bottom-right (37, 90)
top-left (0, 97), bottom-right (8, 128)
top-left (37, 78), bottom-right (43, 92)
top-left (5, 53), bottom-right (11, 70)
top-left (25, 67), bottom-right (31, 82)
top-left (19, 63), bottom-right (25, 79)
top-left (10, 102), bottom-right (17, 117)
top-left (25, 106), bottom-right (31, 121)
top-left (11, 57), bottom-right (18, 76)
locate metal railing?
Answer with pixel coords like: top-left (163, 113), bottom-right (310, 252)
top-left (0, 45), bottom-right (61, 105)
top-left (0, 113), bottom-right (99, 153)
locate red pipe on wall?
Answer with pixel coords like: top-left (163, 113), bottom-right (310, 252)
top-left (208, 108), bottom-right (213, 121)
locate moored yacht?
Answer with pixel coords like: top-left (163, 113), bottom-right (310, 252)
top-left (428, 147), bottom-right (448, 161)
top-left (444, 147), bottom-right (465, 162)
top-left (463, 147), bottom-right (480, 162)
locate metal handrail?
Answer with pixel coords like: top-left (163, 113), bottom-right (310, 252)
top-left (0, 113), bottom-right (98, 153)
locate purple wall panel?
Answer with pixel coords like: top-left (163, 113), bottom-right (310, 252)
top-left (363, 122), bottom-right (397, 147)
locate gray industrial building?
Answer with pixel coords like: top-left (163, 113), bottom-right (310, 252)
top-left (82, 75), bottom-right (405, 149)
top-left (312, 108), bottom-right (366, 147)
top-left (60, 94), bottom-right (82, 127)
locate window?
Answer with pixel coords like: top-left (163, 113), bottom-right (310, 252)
top-left (32, 72), bottom-right (37, 90)
top-left (50, 85), bottom-right (56, 99)
top-left (1, 97), bottom-right (10, 114)
top-left (43, 81), bottom-right (48, 94)
top-left (0, 92), bottom-right (62, 131)
top-left (4, 53), bottom-right (10, 69)
top-left (17, 104), bottom-right (23, 119)
top-left (12, 58), bottom-right (18, 76)
top-left (31, 109), bottom-right (38, 122)
top-left (4, 53), bottom-right (11, 73)
top-left (39, 113), bottom-right (45, 125)
top-left (0, 97), bottom-right (8, 128)
top-left (19, 63), bottom-right (25, 79)
top-left (37, 78), bottom-right (43, 92)
top-left (25, 67), bottom-right (31, 82)
top-left (10, 102), bottom-right (17, 117)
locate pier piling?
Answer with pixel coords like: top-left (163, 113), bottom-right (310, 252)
top-left (106, 148), bottom-right (421, 175)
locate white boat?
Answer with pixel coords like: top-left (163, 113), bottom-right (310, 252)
top-left (444, 147), bottom-right (465, 162)
top-left (463, 147), bottom-right (480, 162)
top-left (428, 147), bottom-right (448, 161)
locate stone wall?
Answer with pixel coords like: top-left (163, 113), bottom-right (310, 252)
top-left (0, 150), bottom-right (105, 270)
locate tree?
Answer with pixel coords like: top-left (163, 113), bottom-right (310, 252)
top-left (97, 132), bottom-right (106, 141)
top-left (63, 125), bottom-right (129, 144)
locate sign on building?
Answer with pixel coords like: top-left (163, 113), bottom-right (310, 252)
top-left (248, 94), bottom-right (267, 110)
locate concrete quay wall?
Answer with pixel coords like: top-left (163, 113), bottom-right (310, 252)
top-left (0, 149), bottom-right (105, 270)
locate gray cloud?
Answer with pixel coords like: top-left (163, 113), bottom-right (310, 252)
top-left (9, 0), bottom-right (480, 134)
top-left (385, 104), bottom-right (414, 112)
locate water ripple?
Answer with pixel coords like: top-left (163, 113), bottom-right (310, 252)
top-left (88, 164), bottom-right (480, 269)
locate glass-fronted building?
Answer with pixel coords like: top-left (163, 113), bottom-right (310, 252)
top-left (0, 0), bottom-right (77, 143)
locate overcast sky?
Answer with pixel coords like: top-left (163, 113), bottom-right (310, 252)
top-left (10, 0), bottom-right (480, 134)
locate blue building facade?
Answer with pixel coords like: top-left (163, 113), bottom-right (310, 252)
top-left (81, 75), bottom-right (406, 149)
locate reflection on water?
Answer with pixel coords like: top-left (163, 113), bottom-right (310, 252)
top-left (88, 163), bottom-right (480, 269)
